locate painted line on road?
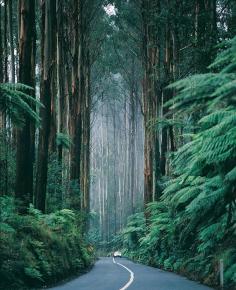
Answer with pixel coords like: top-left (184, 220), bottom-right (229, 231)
top-left (113, 257), bottom-right (134, 290)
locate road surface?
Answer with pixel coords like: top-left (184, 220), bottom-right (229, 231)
top-left (48, 257), bottom-right (214, 290)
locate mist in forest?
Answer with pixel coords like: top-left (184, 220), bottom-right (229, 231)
top-left (1, 0), bottom-right (236, 289)
top-left (90, 72), bottom-right (144, 242)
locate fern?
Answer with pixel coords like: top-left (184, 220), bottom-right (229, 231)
top-left (56, 132), bottom-right (73, 149)
top-left (0, 83), bottom-right (42, 126)
top-left (118, 36), bottom-right (236, 289)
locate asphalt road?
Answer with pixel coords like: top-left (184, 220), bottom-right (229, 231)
top-left (48, 257), bottom-right (215, 290)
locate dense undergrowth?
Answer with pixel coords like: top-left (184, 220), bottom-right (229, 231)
top-left (115, 207), bottom-right (235, 289)
top-left (0, 196), bottom-right (94, 290)
top-left (113, 37), bottom-right (236, 290)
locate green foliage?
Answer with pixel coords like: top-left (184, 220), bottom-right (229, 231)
top-left (0, 130), bottom-right (16, 195)
top-left (46, 154), bottom-right (81, 212)
top-left (117, 37), bottom-right (236, 289)
top-left (46, 153), bottom-right (65, 212)
top-left (0, 196), bottom-right (94, 290)
top-left (56, 133), bottom-right (73, 149)
top-left (0, 83), bottom-right (42, 126)
top-left (122, 213), bottom-right (145, 250)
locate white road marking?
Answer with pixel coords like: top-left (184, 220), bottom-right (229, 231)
top-left (113, 257), bottom-right (134, 290)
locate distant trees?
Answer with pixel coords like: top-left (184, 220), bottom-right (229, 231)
top-left (90, 1), bottom-right (144, 241)
top-left (88, 0), bottom-right (236, 249)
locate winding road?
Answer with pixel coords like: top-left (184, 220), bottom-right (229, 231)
top-left (49, 257), bottom-right (214, 290)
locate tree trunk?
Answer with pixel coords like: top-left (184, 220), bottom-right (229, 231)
top-left (81, 49), bottom-right (91, 216)
top-left (142, 0), bottom-right (160, 206)
top-left (112, 106), bottom-right (117, 233)
top-left (161, 13), bottom-right (172, 175)
top-left (35, 0), bottom-right (56, 213)
top-left (0, 4), bottom-right (5, 131)
top-left (0, 5), bottom-right (3, 83)
top-left (129, 60), bottom-right (136, 215)
top-left (48, 0), bottom-right (58, 153)
top-left (70, 0), bottom-right (82, 191)
top-left (194, 0), bottom-right (217, 73)
top-left (15, 0), bottom-right (36, 213)
top-left (56, 0), bottom-right (67, 207)
top-left (4, 0), bottom-right (8, 82)
top-left (8, 0), bottom-right (15, 83)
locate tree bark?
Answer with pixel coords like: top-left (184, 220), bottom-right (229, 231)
top-left (15, 0), bottom-right (36, 212)
top-left (8, 0), bottom-right (15, 83)
top-left (35, 0), bottom-right (56, 213)
top-left (142, 0), bottom-right (161, 206)
top-left (48, 0), bottom-right (57, 153)
top-left (0, 5), bottom-right (3, 83)
top-left (4, 0), bottom-right (8, 82)
top-left (70, 0), bottom-right (82, 188)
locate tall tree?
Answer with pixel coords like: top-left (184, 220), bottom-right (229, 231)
top-left (70, 0), bottom-right (82, 187)
top-left (0, 4), bottom-right (3, 84)
top-left (142, 0), bottom-right (161, 205)
top-left (8, 0), bottom-right (15, 83)
top-left (35, 0), bottom-right (57, 212)
top-left (3, 0), bottom-right (8, 82)
top-left (194, 0), bottom-right (217, 73)
top-left (15, 0), bottom-right (36, 212)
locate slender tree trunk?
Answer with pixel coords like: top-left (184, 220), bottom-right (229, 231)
top-left (101, 113), bottom-right (106, 240)
top-left (4, 0), bottom-right (8, 82)
top-left (0, 5), bottom-right (3, 83)
top-left (15, 0), bottom-right (36, 212)
top-left (48, 0), bottom-right (57, 153)
top-left (0, 5), bottom-right (5, 132)
top-left (142, 0), bottom-right (160, 206)
top-left (81, 48), bottom-right (91, 216)
top-left (79, 1), bottom-right (91, 221)
top-left (56, 0), bottom-right (66, 207)
top-left (124, 98), bottom-right (129, 221)
top-left (35, 0), bottom-right (56, 213)
top-left (70, 0), bottom-right (82, 194)
top-left (112, 107), bottom-right (117, 233)
top-left (130, 62), bottom-right (136, 215)
top-left (161, 15), bottom-right (172, 175)
top-left (105, 105), bottom-right (109, 241)
top-left (0, 2), bottom-right (7, 193)
top-left (8, 0), bottom-right (15, 83)
top-left (194, 0), bottom-right (217, 73)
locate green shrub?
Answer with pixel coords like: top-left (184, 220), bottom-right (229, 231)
top-left (115, 37), bottom-right (236, 290)
top-left (0, 196), bottom-right (94, 290)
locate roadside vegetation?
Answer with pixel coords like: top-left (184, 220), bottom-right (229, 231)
top-left (0, 196), bottom-right (94, 289)
top-left (0, 82), bottom-right (94, 289)
top-left (113, 38), bottom-right (236, 290)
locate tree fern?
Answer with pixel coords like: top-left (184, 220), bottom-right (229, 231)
top-left (56, 133), bottom-right (73, 149)
top-left (119, 36), bottom-right (236, 289)
top-left (0, 83), bottom-right (42, 126)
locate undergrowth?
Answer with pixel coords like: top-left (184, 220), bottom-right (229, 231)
top-left (113, 37), bottom-right (236, 290)
top-left (0, 196), bottom-right (94, 290)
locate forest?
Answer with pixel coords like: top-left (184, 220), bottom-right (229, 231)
top-left (0, 0), bottom-right (236, 289)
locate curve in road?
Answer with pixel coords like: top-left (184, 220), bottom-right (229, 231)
top-left (48, 257), bottom-right (215, 290)
top-left (113, 257), bottom-right (134, 290)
